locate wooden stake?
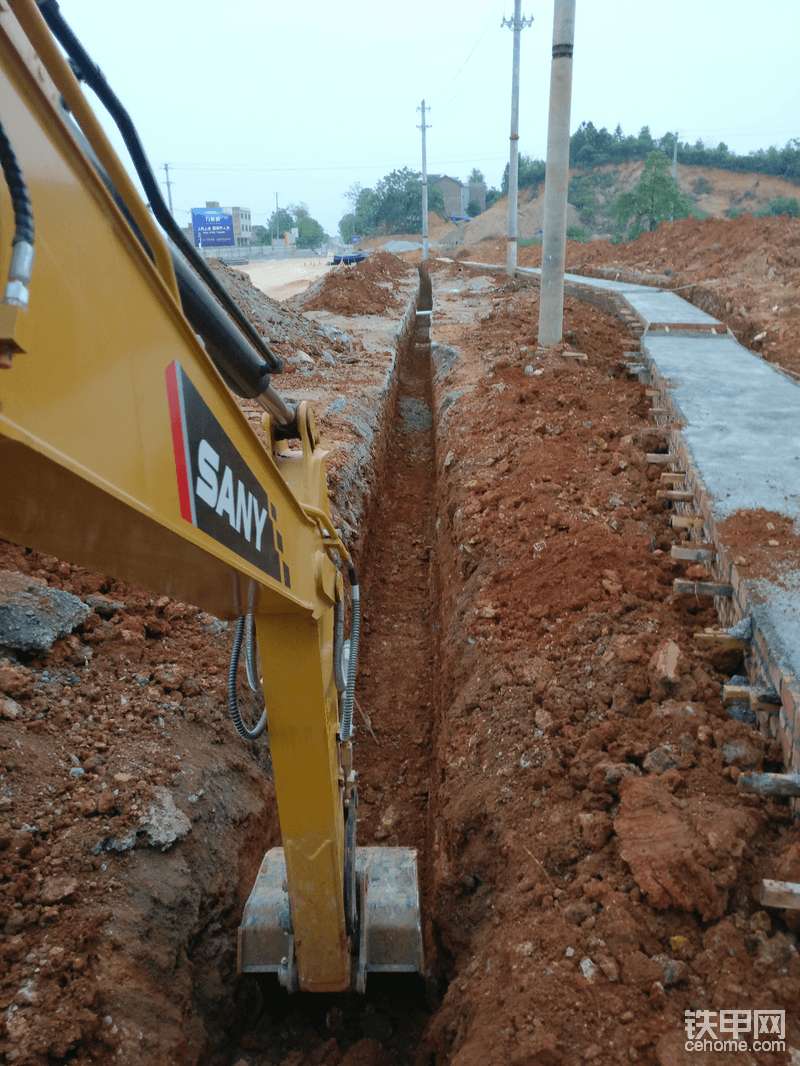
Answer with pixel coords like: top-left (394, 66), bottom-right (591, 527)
top-left (722, 684), bottom-right (780, 707)
top-left (673, 579), bottom-right (732, 596)
top-left (693, 631), bottom-right (746, 651)
top-left (657, 491), bottom-right (694, 502)
top-left (671, 546), bottom-right (716, 559)
top-left (672, 546), bottom-right (716, 560)
top-left (671, 516), bottom-right (706, 529)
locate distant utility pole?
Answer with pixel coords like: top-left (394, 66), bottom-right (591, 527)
top-left (502, 0), bottom-right (533, 277)
top-left (162, 163), bottom-right (174, 216)
top-left (417, 100), bottom-right (430, 261)
top-left (538, 0), bottom-right (576, 347)
top-left (672, 131), bottom-right (679, 178)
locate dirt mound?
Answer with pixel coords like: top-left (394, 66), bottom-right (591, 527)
top-left (354, 249), bottom-right (410, 285)
top-left (294, 254), bottom-right (405, 316)
top-left (206, 259), bottom-right (357, 367)
top-left (0, 540), bottom-right (277, 1063)
top-left (453, 213), bottom-right (800, 378)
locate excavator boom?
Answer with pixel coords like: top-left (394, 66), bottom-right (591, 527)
top-left (0, 0), bottom-right (421, 992)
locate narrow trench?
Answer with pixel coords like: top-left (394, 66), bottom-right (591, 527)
top-left (225, 284), bottom-right (439, 1061)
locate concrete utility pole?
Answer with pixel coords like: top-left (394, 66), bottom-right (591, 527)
top-left (420, 99), bottom-right (433, 261)
top-left (502, 0), bottom-right (533, 277)
top-left (672, 131), bottom-right (679, 178)
top-left (417, 100), bottom-right (430, 261)
top-left (538, 0), bottom-right (576, 346)
top-left (162, 163), bottom-right (174, 216)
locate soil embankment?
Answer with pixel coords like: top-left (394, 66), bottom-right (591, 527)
top-left (445, 213), bottom-right (800, 380)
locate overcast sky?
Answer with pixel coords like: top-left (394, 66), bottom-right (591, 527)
top-left (62, 0), bottom-right (799, 239)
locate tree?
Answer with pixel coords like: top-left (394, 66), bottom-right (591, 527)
top-left (338, 169), bottom-right (446, 238)
top-left (502, 155), bottom-right (546, 194)
top-left (756, 196), bottom-right (800, 218)
top-left (338, 212), bottom-right (357, 243)
top-left (466, 198), bottom-right (481, 217)
top-left (467, 168), bottom-right (485, 184)
top-left (293, 204), bottom-right (328, 248)
top-left (263, 204), bottom-right (328, 248)
top-left (265, 207), bottom-right (295, 241)
top-left (612, 151), bottom-right (694, 240)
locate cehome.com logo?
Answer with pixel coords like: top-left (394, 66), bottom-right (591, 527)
top-left (165, 360), bottom-right (290, 588)
top-left (684, 1010), bottom-right (785, 1053)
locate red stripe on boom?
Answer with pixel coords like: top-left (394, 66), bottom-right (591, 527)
top-left (165, 361), bottom-right (194, 524)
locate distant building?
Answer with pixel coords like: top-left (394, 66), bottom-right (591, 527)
top-left (198, 201), bottom-right (252, 247)
top-left (220, 204), bottom-right (252, 247)
top-left (467, 181), bottom-right (487, 214)
top-left (430, 176), bottom-right (487, 218)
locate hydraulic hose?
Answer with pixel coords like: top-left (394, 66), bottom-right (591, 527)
top-left (244, 612), bottom-right (260, 693)
top-left (333, 595), bottom-right (347, 694)
top-left (228, 617), bottom-right (267, 741)
top-left (37, 0), bottom-right (282, 379)
top-left (339, 563), bottom-right (360, 743)
top-left (0, 117), bottom-right (34, 311)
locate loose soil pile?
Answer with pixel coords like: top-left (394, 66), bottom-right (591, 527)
top-left (207, 260), bottom-right (359, 368)
top-left (296, 253), bottom-right (407, 317)
top-left (446, 213), bottom-right (800, 379)
top-left (1, 249), bottom-right (798, 1065)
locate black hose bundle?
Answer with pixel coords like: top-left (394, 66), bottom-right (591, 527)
top-left (0, 119), bottom-right (33, 248)
top-left (0, 117), bottom-right (35, 320)
top-left (37, 0), bottom-right (281, 377)
top-left (228, 617), bottom-right (267, 741)
top-left (338, 563), bottom-right (360, 742)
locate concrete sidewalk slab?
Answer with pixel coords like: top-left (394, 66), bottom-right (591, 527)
top-left (645, 333), bottom-right (800, 522)
top-left (625, 289), bottom-right (720, 326)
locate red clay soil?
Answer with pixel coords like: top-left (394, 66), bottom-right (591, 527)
top-left (447, 214), bottom-right (800, 379)
top-left (414, 262), bottom-right (798, 1066)
top-left (715, 510), bottom-right (800, 587)
top-left (297, 253), bottom-right (406, 317)
top-left (1, 254), bottom-right (799, 1066)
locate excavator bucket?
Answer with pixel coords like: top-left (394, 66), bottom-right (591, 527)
top-left (238, 846), bottom-right (424, 992)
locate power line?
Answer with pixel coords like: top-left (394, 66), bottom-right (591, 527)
top-left (440, 0), bottom-right (507, 91)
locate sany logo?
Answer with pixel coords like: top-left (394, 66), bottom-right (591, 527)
top-left (195, 440), bottom-right (270, 551)
top-left (166, 360), bottom-right (287, 586)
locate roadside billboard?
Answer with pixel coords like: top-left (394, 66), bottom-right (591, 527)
top-left (191, 208), bottom-right (235, 248)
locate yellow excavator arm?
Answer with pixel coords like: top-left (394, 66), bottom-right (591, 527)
top-left (0, 0), bottom-right (421, 992)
